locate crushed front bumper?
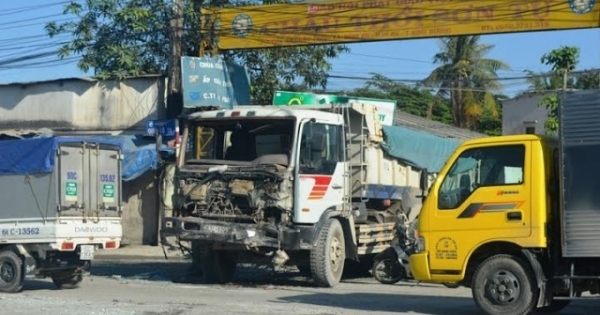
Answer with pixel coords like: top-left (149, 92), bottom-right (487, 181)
top-left (161, 216), bottom-right (316, 250)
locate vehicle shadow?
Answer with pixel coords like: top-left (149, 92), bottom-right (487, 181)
top-left (90, 259), bottom-right (376, 288)
top-left (21, 279), bottom-right (59, 291)
top-left (276, 292), bottom-right (480, 315)
top-left (276, 292), bottom-right (600, 315)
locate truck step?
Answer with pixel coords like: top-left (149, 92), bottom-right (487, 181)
top-left (358, 234), bottom-right (394, 244)
top-left (356, 222), bottom-right (396, 233)
top-left (357, 244), bottom-right (389, 255)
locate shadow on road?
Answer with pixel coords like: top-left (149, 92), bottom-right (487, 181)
top-left (90, 259), bottom-right (368, 288)
top-left (276, 292), bottom-right (480, 315)
top-left (22, 280), bottom-right (60, 291)
top-left (277, 292), bottom-right (600, 315)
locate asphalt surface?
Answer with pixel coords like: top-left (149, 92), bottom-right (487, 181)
top-left (0, 248), bottom-right (599, 315)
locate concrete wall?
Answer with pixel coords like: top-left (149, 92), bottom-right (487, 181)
top-left (502, 93), bottom-right (552, 135)
top-left (0, 75), bottom-right (166, 132)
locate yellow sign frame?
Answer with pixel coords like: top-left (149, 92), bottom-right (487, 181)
top-left (202, 0), bottom-right (600, 50)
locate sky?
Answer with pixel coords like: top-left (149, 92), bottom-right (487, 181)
top-left (0, 0), bottom-right (598, 98)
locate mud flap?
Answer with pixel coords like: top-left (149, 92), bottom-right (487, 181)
top-left (23, 256), bottom-right (36, 279)
top-left (12, 245), bottom-right (37, 279)
top-left (521, 249), bottom-right (550, 308)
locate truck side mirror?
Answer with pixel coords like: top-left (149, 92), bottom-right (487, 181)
top-left (420, 168), bottom-right (429, 191)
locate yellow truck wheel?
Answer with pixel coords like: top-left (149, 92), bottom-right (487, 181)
top-left (471, 254), bottom-right (538, 315)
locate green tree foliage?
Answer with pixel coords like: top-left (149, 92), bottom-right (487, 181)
top-left (523, 46), bottom-right (583, 135)
top-left (335, 73), bottom-right (502, 136)
top-left (423, 35), bottom-right (510, 130)
top-left (573, 70), bottom-right (600, 89)
top-left (341, 73), bottom-right (453, 124)
top-left (44, 0), bottom-right (348, 105)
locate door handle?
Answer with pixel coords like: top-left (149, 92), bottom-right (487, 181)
top-left (332, 185), bottom-right (342, 189)
top-left (507, 211), bottom-right (522, 221)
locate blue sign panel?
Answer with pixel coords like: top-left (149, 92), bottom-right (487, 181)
top-left (181, 56), bottom-right (251, 109)
top-left (146, 119), bottom-right (177, 137)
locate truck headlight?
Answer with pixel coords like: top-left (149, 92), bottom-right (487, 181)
top-left (417, 236), bottom-right (425, 253)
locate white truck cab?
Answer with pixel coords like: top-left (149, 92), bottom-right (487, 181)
top-left (162, 103), bottom-right (425, 286)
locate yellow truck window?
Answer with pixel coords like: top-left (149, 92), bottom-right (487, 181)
top-left (438, 145), bottom-right (525, 210)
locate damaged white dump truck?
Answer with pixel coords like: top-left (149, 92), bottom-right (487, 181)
top-left (161, 103), bottom-right (441, 287)
top-left (0, 136), bottom-right (123, 293)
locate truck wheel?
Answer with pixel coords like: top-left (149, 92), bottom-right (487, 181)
top-left (472, 254), bottom-right (538, 315)
top-left (189, 241), bottom-right (204, 277)
top-left (310, 218), bottom-right (345, 287)
top-left (200, 249), bottom-right (237, 284)
top-left (0, 250), bottom-right (24, 293)
top-left (52, 273), bottom-right (83, 290)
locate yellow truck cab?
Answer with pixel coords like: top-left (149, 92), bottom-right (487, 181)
top-left (411, 90), bottom-right (600, 315)
top-left (411, 134), bottom-right (559, 314)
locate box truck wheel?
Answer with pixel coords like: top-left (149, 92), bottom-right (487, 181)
top-left (472, 254), bottom-right (538, 315)
top-left (310, 218), bottom-right (345, 287)
top-left (0, 249), bottom-right (24, 293)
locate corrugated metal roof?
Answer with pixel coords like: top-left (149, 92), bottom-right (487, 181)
top-left (393, 111), bottom-right (486, 139)
top-left (0, 74), bottom-right (164, 87)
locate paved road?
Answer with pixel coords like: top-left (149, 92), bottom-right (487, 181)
top-left (1, 257), bottom-right (599, 315)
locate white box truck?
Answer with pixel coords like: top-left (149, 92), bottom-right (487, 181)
top-left (0, 137), bottom-right (123, 292)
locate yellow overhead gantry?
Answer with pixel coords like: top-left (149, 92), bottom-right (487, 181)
top-left (200, 0), bottom-right (600, 50)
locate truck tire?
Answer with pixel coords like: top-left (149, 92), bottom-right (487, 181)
top-left (52, 273), bottom-right (83, 290)
top-left (310, 218), bottom-right (345, 287)
top-left (0, 250), bottom-right (24, 293)
top-left (199, 249), bottom-right (237, 284)
top-left (189, 241), bottom-right (204, 277)
top-left (472, 254), bottom-right (538, 315)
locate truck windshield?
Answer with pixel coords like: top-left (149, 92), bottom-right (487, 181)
top-left (184, 118), bottom-right (296, 163)
top-left (438, 145), bottom-right (525, 209)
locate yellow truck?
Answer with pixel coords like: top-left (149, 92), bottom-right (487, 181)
top-left (409, 89), bottom-right (600, 315)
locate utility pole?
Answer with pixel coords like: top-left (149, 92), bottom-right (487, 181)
top-left (167, 0), bottom-right (184, 119)
top-left (562, 62), bottom-right (569, 91)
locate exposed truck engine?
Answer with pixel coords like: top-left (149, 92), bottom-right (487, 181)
top-left (161, 103), bottom-right (451, 287)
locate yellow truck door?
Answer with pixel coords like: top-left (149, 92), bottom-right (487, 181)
top-left (427, 142), bottom-right (532, 272)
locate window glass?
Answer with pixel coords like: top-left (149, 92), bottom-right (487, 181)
top-left (185, 119), bottom-right (295, 162)
top-left (438, 145), bottom-right (525, 210)
top-left (299, 122), bottom-right (343, 175)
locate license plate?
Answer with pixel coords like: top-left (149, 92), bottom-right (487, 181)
top-left (79, 245), bottom-right (95, 260)
top-left (203, 224), bottom-right (229, 235)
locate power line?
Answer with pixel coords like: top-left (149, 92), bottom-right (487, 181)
top-left (0, 1), bottom-right (79, 17)
top-left (326, 69), bottom-right (599, 84)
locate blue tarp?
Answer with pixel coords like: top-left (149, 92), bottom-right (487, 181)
top-left (0, 135), bottom-right (170, 181)
top-left (380, 125), bottom-right (465, 173)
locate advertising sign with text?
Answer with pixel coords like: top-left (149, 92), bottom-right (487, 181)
top-left (202, 0), bottom-right (600, 49)
top-left (273, 90), bottom-right (397, 126)
top-left (181, 56), bottom-right (251, 109)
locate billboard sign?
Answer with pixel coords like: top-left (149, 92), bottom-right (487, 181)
top-left (181, 56), bottom-right (251, 109)
top-left (273, 90), bottom-right (397, 126)
top-left (203, 0), bottom-right (600, 49)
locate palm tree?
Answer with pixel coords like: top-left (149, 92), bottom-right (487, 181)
top-left (423, 36), bottom-right (510, 129)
